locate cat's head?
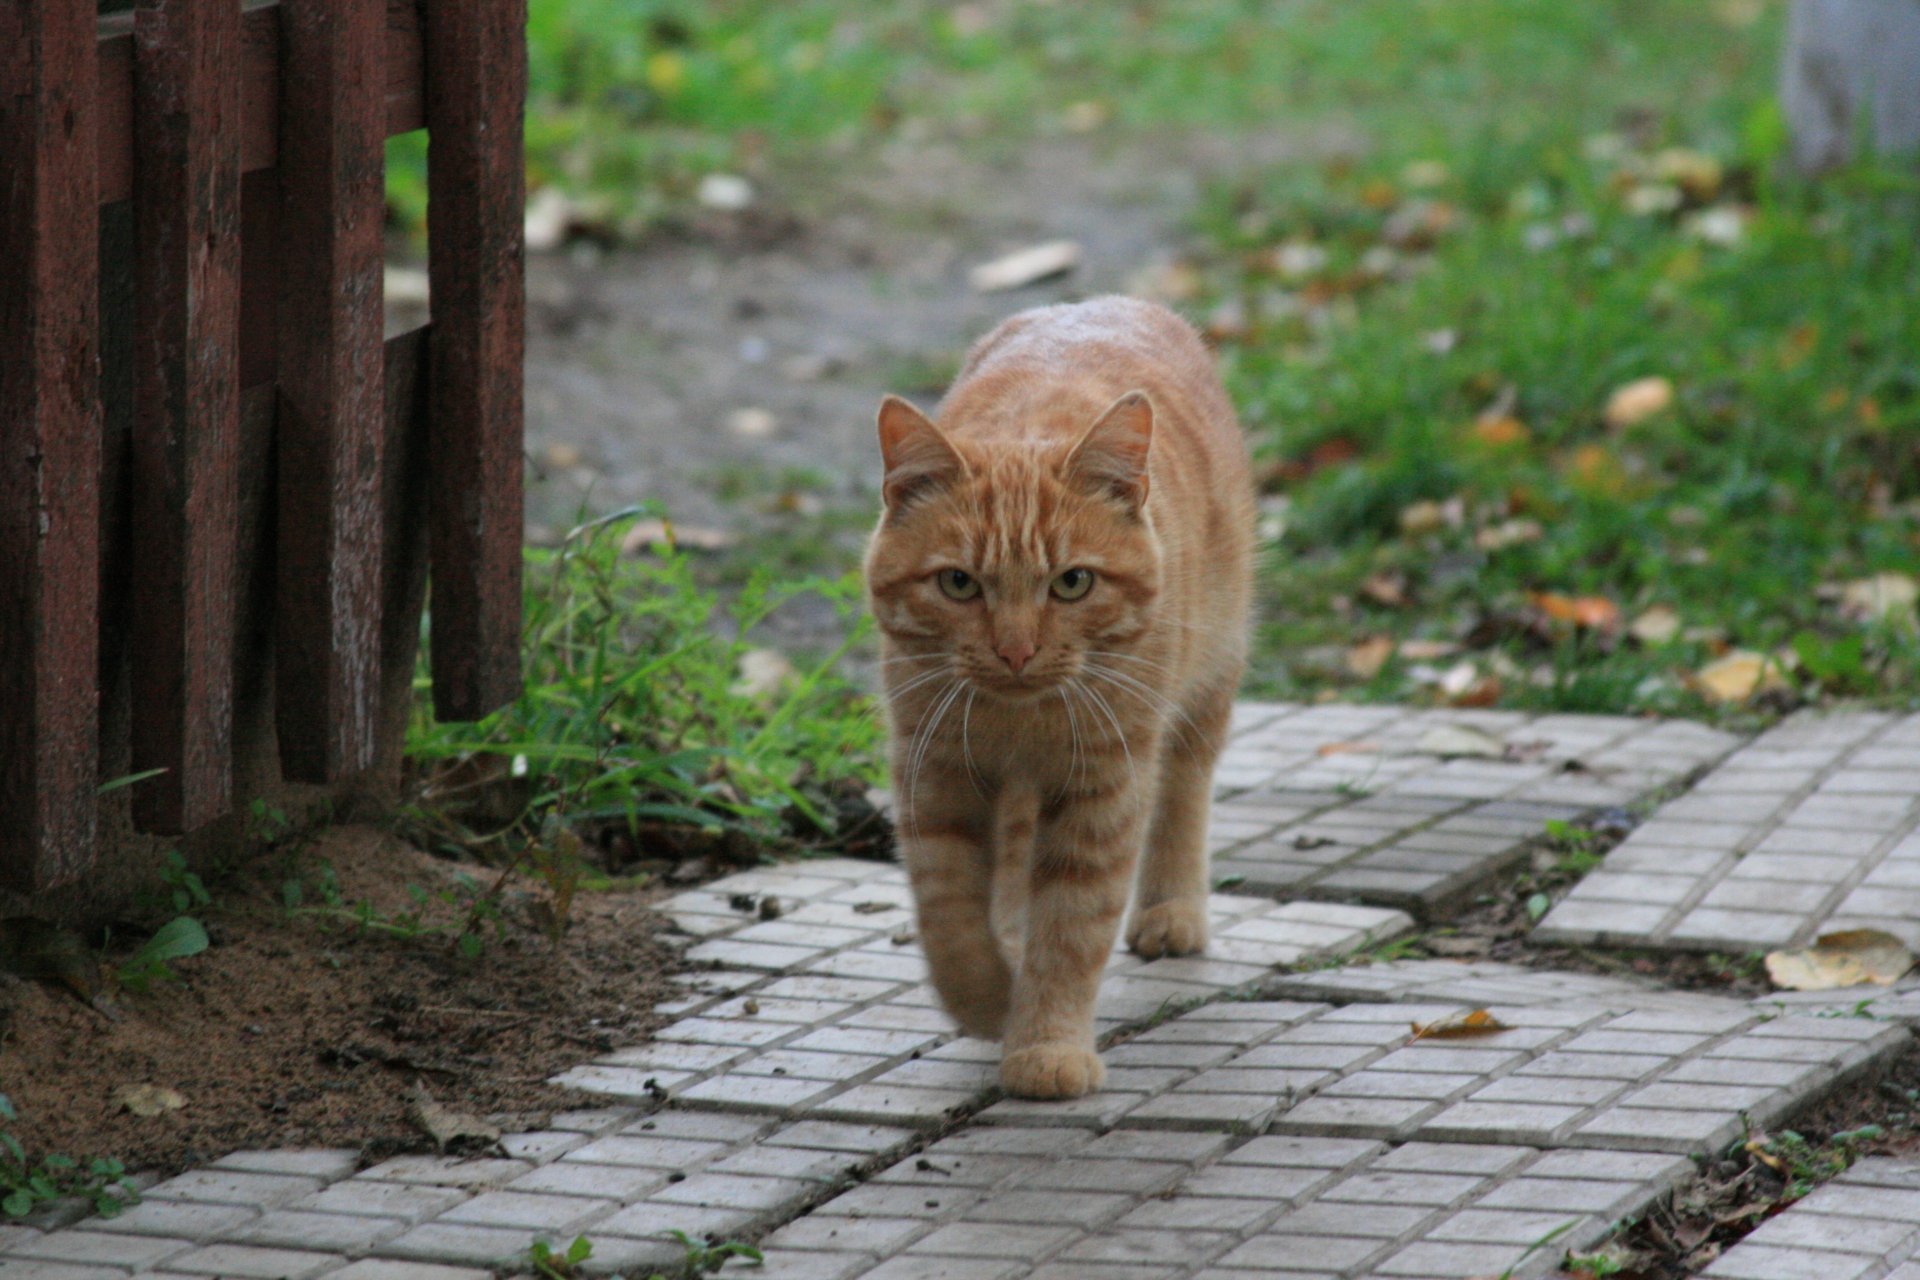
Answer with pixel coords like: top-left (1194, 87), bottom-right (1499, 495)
top-left (863, 392), bottom-right (1163, 700)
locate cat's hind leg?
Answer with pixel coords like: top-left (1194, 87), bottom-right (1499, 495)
top-left (1126, 682), bottom-right (1233, 958)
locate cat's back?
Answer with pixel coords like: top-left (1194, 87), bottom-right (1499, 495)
top-left (946, 296), bottom-right (1236, 445)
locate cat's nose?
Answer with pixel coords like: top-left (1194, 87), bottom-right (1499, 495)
top-left (996, 639), bottom-right (1036, 675)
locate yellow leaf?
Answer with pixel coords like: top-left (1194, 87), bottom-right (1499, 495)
top-left (1530, 592), bottom-right (1622, 632)
top-left (1316, 740), bottom-right (1380, 758)
top-left (1603, 376), bottom-right (1674, 429)
top-left (1360, 570), bottom-right (1409, 608)
top-left (115, 1084), bottom-right (186, 1118)
top-left (1840, 572), bottom-right (1918, 625)
top-left (1398, 639), bottom-right (1461, 661)
top-left (1471, 415), bottom-right (1530, 448)
top-left (1410, 1009), bottom-right (1510, 1041)
top-left (1398, 499), bottom-right (1455, 535)
top-left (1765, 929), bottom-right (1914, 991)
top-left (641, 50), bottom-right (687, 96)
top-left (1628, 605), bottom-right (1682, 646)
top-left (1344, 636), bottom-right (1395, 681)
top-left (645, 51), bottom-right (687, 96)
top-left (1565, 443), bottom-right (1630, 497)
top-left (1690, 649), bottom-right (1788, 704)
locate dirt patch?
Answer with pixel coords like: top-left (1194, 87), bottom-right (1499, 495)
top-left (0, 824), bottom-right (680, 1176)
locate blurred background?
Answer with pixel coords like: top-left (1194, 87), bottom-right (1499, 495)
top-left (385, 0), bottom-right (1919, 737)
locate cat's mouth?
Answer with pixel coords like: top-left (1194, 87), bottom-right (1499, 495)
top-left (968, 668), bottom-right (1067, 701)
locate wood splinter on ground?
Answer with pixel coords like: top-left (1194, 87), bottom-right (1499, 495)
top-left (968, 239), bottom-right (1082, 292)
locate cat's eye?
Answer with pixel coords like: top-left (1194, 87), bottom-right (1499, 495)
top-left (936, 568), bottom-right (981, 601)
top-left (1051, 567), bottom-right (1095, 601)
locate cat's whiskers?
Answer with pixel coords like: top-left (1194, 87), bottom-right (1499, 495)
top-left (1081, 661), bottom-right (1207, 760)
top-left (960, 686), bottom-right (984, 798)
top-left (1054, 686), bottom-right (1084, 804)
top-left (900, 677), bottom-right (968, 839)
top-left (1071, 678), bottom-right (1136, 789)
top-left (887, 665), bottom-right (957, 702)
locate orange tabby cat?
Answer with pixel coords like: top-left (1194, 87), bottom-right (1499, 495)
top-left (864, 296), bottom-right (1254, 1099)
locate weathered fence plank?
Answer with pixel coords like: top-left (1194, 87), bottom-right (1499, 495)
top-left (274, 0), bottom-right (388, 782)
top-left (0, 0), bottom-right (104, 889)
top-left (128, 0), bottom-right (244, 833)
top-left (424, 0), bottom-right (527, 720)
top-left (96, 0), bottom-right (425, 205)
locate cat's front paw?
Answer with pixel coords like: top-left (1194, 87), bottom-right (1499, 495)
top-left (1126, 899), bottom-right (1208, 958)
top-left (1000, 1043), bottom-right (1105, 1099)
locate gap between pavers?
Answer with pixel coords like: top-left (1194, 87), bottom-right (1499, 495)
top-left (559, 857), bottom-right (1413, 1130)
top-left (8, 972), bottom-right (1907, 1278)
top-left (1697, 1155), bottom-right (1920, 1280)
top-left (1183, 703), bottom-right (1738, 920)
top-left (1538, 710), bottom-right (1920, 953)
top-left (724, 985), bottom-right (1910, 1280)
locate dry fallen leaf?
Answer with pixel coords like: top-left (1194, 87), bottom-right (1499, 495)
top-left (1397, 639), bottom-right (1461, 661)
top-left (734, 648), bottom-right (798, 700)
top-left (1690, 649), bottom-right (1789, 704)
top-left (1603, 375), bottom-right (1675, 429)
top-left (115, 1084), bottom-right (186, 1118)
top-left (1344, 636), bottom-right (1395, 681)
top-left (1531, 592), bottom-right (1622, 632)
top-left (969, 240), bottom-right (1081, 292)
top-left (1414, 725), bottom-right (1507, 759)
top-left (1629, 604), bottom-right (1682, 646)
top-left (620, 518), bottom-right (738, 556)
top-left (1399, 497), bottom-right (1464, 535)
top-left (1473, 518), bottom-right (1543, 551)
top-left (725, 407), bottom-right (779, 439)
top-left (409, 1084), bottom-right (502, 1152)
top-left (1743, 1139), bottom-right (1789, 1176)
top-left (1359, 570), bottom-right (1409, 609)
top-left (1470, 415), bottom-right (1530, 448)
top-left (1316, 740), bottom-right (1380, 758)
top-left (1410, 1009), bottom-right (1510, 1041)
top-left (1838, 572), bottom-right (1919, 626)
top-left (1765, 929), bottom-right (1914, 991)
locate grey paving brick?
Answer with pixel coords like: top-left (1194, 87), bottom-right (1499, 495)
top-left (1541, 711), bottom-right (1920, 951)
top-left (86, 1200), bottom-right (258, 1242)
top-left (0, 1261), bottom-right (133, 1280)
top-left (322, 1263), bottom-right (493, 1280)
top-left (3, 1232), bottom-right (191, 1270)
top-left (157, 1243), bottom-right (340, 1277)
top-left (209, 1151), bottom-right (359, 1182)
top-left (434, 1190), bottom-right (614, 1231)
top-left (322, 1262), bottom-right (493, 1280)
top-left (228, 1208), bottom-right (405, 1253)
top-left (292, 1181), bottom-right (467, 1224)
top-left (370, 1220), bottom-right (533, 1268)
top-left (907, 1222), bottom-right (1077, 1259)
top-left (142, 1170), bottom-right (322, 1209)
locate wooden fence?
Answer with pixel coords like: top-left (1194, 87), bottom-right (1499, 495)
top-left (0, 0), bottom-right (527, 896)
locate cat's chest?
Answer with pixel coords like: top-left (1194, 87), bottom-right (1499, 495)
top-left (940, 691), bottom-right (1136, 788)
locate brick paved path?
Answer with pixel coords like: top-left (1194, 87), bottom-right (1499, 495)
top-left (5, 707), bottom-right (1919, 1280)
top-left (1539, 711), bottom-right (1920, 951)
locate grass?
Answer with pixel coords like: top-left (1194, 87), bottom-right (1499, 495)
top-left (0, 1096), bottom-right (134, 1222)
top-left (394, 0), bottom-right (1920, 721)
top-left (403, 511), bottom-right (884, 866)
top-left (1169, 2), bottom-right (1920, 715)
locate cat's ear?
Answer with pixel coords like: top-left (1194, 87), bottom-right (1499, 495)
top-left (877, 395), bottom-right (964, 510)
top-left (1065, 391), bottom-right (1153, 508)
